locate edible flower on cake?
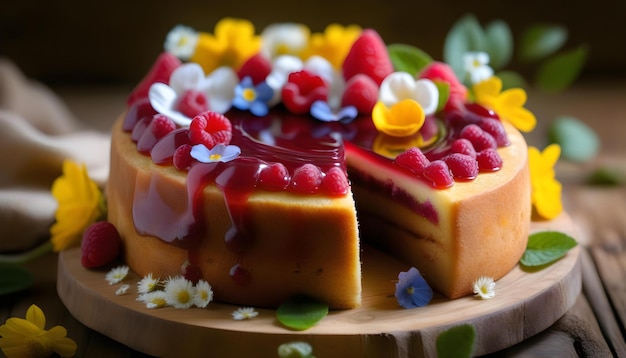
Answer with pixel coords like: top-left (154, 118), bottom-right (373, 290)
top-left (472, 76), bottom-right (536, 132)
top-left (528, 143), bottom-right (563, 220)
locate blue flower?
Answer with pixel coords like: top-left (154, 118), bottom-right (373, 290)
top-left (232, 76), bottom-right (274, 117)
top-left (310, 100), bottom-right (358, 123)
top-left (190, 144), bottom-right (241, 163)
top-left (395, 267), bottom-right (433, 308)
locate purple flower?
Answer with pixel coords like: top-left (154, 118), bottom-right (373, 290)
top-left (190, 144), bottom-right (241, 163)
top-left (395, 267), bottom-right (433, 308)
top-left (310, 100), bottom-right (357, 123)
top-left (232, 76), bottom-right (274, 117)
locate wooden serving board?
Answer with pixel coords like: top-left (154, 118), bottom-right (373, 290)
top-left (57, 214), bottom-right (581, 358)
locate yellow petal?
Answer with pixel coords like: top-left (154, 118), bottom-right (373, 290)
top-left (473, 76), bottom-right (501, 102)
top-left (542, 143), bottom-right (562, 166)
top-left (372, 100), bottom-right (425, 137)
top-left (501, 106), bottom-right (537, 132)
top-left (499, 88), bottom-right (527, 108)
top-left (25, 305), bottom-right (46, 330)
top-left (44, 327), bottom-right (77, 357)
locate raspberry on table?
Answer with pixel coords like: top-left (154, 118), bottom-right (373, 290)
top-left (81, 221), bottom-right (122, 269)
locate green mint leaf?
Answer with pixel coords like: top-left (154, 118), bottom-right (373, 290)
top-left (484, 20), bottom-right (513, 70)
top-left (534, 45), bottom-right (588, 93)
top-left (0, 264), bottom-right (34, 296)
top-left (388, 43), bottom-right (432, 75)
top-left (521, 231), bottom-right (577, 267)
top-left (276, 295), bottom-right (328, 331)
top-left (548, 116), bottom-right (599, 163)
top-left (444, 14), bottom-right (486, 79)
top-left (519, 24), bottom-right (568, 62)
top-left (436, 324), bottom-right (476, 358)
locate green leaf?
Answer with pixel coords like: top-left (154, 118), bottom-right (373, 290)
top-left (587, 166), bottom-right (625, 186)
top-left (484, 20), bottom-right (513, 70)
top-left (519, 24), bottom-right (568, 62)
top-left (276, 295), bottom-right (328, 330)
top-left (444, 14), bottom-right (486, 79)
top-left (548, 116), bottom-right (599, 163)
top-left (277, 341), bottom-right (315, 358)
top-left (0, 264), bottom-right (34, 295)
top-left (521, 231), bottom-right (577, 267)
top-left (388, 43), bottom-right (433, 75)
top-left (434, 81), bottom-right (450, 112)
top-left (535, 45), bottom-right (588, 93)
top-left (436, 324), bottom-right (476, 358)
top-left (496, 70), bottom-right (528, 90)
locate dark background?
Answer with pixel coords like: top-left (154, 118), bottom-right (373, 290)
top-left (2, 0), bottom-right (625, 86)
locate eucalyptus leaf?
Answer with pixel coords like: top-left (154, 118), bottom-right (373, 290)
top-left (388, 43), bottom-right (432, 75)
top-left (549, 116), bottom-right (599, 162)
top-left (436, 324), bottom-right (476, 358)
top-left (521, 231), bottom-right (577, 267)
top-left (519, 24), bottom-right (568, 62)
top-left (535, 45), bottom-right (588, 93)
top-left (484, 20), bottom-right (513, 70)
top-left (444, 14), bottom-right (486, 79)
top-left (276, 295), bottom-right (328, 330)
top-left (0, 264), bottom-right (34, 295)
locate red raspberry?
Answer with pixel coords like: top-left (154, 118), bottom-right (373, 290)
top-left (419, 61), bottom-right (467, 111)
top-left (320, 167), bottom-right (350, 196)
top-left (137, 114), bottom-right (177, 153)
top-left (460, 124), bottom-right (497, 152)
top-left (81, 222), bottom-right (122, 269)
top-left (444, 153), bottom-right (478, 180)
top-left (173, 144), bottom-right (193, 170)
top-left (341, 74), bottom-right (378, 114)
top-left (450, 138), bottom-right (477, 158)
top-left (422, 160), bottom-right (454, 188)
top-left (394, 147), bottom-right (430, 174)
top-left (477, 148), bottom-right (503, 172)
top-left (127, 52), bottom-right (181, 106)
top-left (181, 261), bottom-right (202, 285)
top-left (290, 163), bottom-right (323, 194)
top-left (342, 29), bottom-right (394, 85)
top-left (237, 53), bottom-right (272, 84)
top-left (478, 117), bottom-right (510, 147)
top-left (281, 70), bottom-right (328, 114)
top-left (258, 162), bottom-right (290, 191)
top-left (188, 111), bottom-right (232, 148)
top-left (176, 89), bottom-right (210, 119)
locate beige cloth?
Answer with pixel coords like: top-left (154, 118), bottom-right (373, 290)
top-left (0, 58), bottom-right (110, 252)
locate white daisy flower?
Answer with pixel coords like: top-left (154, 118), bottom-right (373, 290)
top-left (105, 265), bottom-right (129, 285)
top-left (137, 273), bottom-right (161, 294)
top-left (473, 276), bottom-right (496, 299)
top-left (232, 307), bottom-right (259, 320)
top-left (261, 23), bottom-right (310, 59)
top-left (164, 276), bottom-right (196, 309)
top-left (463, 51), bottom-right (494, 85)
top-left (138, 291), bottom-right (168, 309)
top-left (115, 284), bottom-right (130, 296)
top-left (378, 72), bottom-right (439, 115)
top-left (193, 279), bottom-right (214, 308)
top-left (164, 25), bottom-right (199, 61)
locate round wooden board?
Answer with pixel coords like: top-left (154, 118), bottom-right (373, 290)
top-left (57, 214), bottom-right (581, 358)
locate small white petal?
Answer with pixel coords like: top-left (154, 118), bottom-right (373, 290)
top-left (261, 23), bottom-right (309, 58)
top-left (203, 66), bottom-right (238, 114)
top-left (149, 83), bottom-right (192, 127)
top-left (169, 63), bottom-right (206, 94)
top-left (379, 72), bottom-right (439, 115)
top-left (414, 79), bottom-right (439, 115)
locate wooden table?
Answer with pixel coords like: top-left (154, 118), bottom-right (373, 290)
top-left (1, 81), bottom-right (626, 357)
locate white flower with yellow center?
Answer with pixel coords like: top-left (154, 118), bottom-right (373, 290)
top-left (232, 307), bottom-right (259, 320)
top-left (164, 276), bottom-right (196, 309)
top-left (105, 265), bottom-right (129, 285)
top-left (164, 25), bottom-right (199, 61)
top-left (378, 72), bottom-right (439, 116)
top-left (137, 273), bottom-right (161, 294)
top-left (463, 51), bottom-right (494, 85)
top-left (193, 279), bottom-right (214, 308)
top-left (138, 291), bottom-right (168, 309)
top-left (261, 23), bottom-right (310, 59)
top-left (473, 276), bottom-right (496, 299)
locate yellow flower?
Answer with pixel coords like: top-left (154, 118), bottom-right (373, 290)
top-left (50, 160), bottom-right (105, 252)
top-left (303, 24), bottom-right (361, 69)
top-left (0, 304), bottom-right (77, 358)
top-left (528, 144), bottom-right (563, 220)
top-left (473, 77), bottom-right (537, 132)
top-left (190, 18), bottom-right (261, 74)
top-left (372, 99), bottom-right (425, 137)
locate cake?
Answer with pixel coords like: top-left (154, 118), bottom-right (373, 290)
top-left (106, 18), bottom-right (531, 309)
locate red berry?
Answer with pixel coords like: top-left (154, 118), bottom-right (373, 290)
top-left (81, 222), bottom-right (122, 268)
top-left (450, 138), bottom-right (477, 158)
top-left (173, 144), bottom-right (193, 170)
top-left (341, 74), bottom-right (378, 114)
top-left (460, 124), bottom-right (497, 152)
top-left (176, 89), bottom-right (210, 118)
top-left (137, 114), bottom-right (176, 153)
top-left (478, 117), bottom-right (510, 147)
top-left (422, 160), bottom-right (454, 189)
top-left (342, 29), bottom-right (394, 86)
top-left (444, 153), bottom-right (478, 180)
top-left (477, 148), bottom-right (503, 172)
top-left (419, 62), bottom-right (467, 111)
top-left (237, 53), bottom-right (272, 84)
top-left (394, 147), bottom-right (430, 174)
top-left (320, 167), bottom-right (350, 196)
top-left (290, 163), bottom-right (323, 194)
top-left (281, 70), bottom-right (328, 114)
top-left (188, 111), bottom-right (233, 148)
top-left (181, 261), bottom-right (202, 285)
top-left (127, 52), bottom-right (181, 106)
top-left (465, 103), bottom-right (499, 120)
top-left (258, 162), bottom-right (290, 191)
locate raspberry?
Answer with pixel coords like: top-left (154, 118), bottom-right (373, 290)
top-left (181, 260), bottom-right (202, 285)
top-left (460, 124), bottom-right (497, 152)
top-left (422, 160), bottom-right (454, 188)
top-left (419, 62), bottom-right (467, 111)
top-left (137, 114), bottom-right (177, 153)
top-left (176, 89), bottom-right (210, 119)
top-left (341, 74), bottom-right (378, 114)
top-left (173, 144), bottom-right (194, 170)
top-left (290, 163), bottom-right (323, 194)
top-left (237, 53), bottom-right (272, 84)
top-left (342, 29), bottom-right (394, 85)
top-left (320, 167), bottom-right (350, 196)
top-left (188, 111), bottom-right (233, 148)
top-left (444, 153), bottom-right (478, 180)
top-left (477, 148), bottom-right (503, 172)
top-left (81, 221), bottom-right (122, 268)
top-left (257, 162), bottom-right (290, 191)
top-left (127, 52), bottom-right (181, 106)
top-left (281, 70), bottom-right (329, 114)
top-left (450, 138), bottom-right (477, 158)
top-left (478, 117), bottom-right (510, 147)
top-left (394, 147), bottom-right (430, 174)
